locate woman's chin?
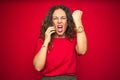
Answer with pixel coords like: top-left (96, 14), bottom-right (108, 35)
top-left (55, 32), bottom-right (65, 38)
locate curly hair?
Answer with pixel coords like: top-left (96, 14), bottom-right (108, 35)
top-left (40, 5), bottom-right (76, 46)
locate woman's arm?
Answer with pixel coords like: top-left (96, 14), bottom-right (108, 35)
top-left (72, 10), bottom-right (87, 55)
top-left (33, 41), bottom-right (48, 71)
top-left (33, 27), bottom-right (55, 71)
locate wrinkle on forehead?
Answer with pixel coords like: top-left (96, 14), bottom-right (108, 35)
top-left (52, 9), bottom-right (66, 17)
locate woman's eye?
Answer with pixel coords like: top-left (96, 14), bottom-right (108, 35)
top-left (53, 17), bottom-right (58, 20)
top-left (62, 17), bottom-right (67, 19)
top-left (52, 17), bottom-right (67, 20)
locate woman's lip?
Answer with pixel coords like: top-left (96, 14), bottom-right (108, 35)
top-left (58, 28), bottom-right (63, 32)
top-left (57, 25), bottom-right (63, 27)
top-left (56, 26), bottom-right (63, 33)
top-left (55, 25), bottom-right (63, 33)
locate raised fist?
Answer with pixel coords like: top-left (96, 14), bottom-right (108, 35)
top-left (72, 10), bottom-right (83, 26)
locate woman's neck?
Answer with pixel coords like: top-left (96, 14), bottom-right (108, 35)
top-left (55, 34), bottom-right (66, 38)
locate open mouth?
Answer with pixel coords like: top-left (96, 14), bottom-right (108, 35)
top-left (57, 25), bottom-right (63, 33)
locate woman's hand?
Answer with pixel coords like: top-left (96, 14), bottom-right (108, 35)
top-left (44, 26), bottom-right (55, 44)
top-left (72, 10), bottom-right (83, 28)
top-left (33, 26), bottom-right (55, 72)
top-left (72, 10), bottom-right (87, 55)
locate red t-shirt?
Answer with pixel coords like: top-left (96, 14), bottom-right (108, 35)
top-left (35, 37), bottom-right (77, 76)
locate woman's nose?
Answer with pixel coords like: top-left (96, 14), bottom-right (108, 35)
top-left (57, 18), bottom-right (62, 24)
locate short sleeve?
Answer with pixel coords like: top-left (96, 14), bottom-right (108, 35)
top-left (34, 39), bottom-right (43, 54)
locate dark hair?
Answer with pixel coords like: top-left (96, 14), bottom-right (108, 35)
top-left (40, 5), bottom-right (76, 46)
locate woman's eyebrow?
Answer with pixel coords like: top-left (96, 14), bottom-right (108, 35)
top-left (62, 15), bottom-right (66, 17)
top-left (53, 16), bottom-right (66, 17)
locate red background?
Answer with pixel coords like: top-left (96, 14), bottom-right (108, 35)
top-left (0, 0), bottom-right (120, 80)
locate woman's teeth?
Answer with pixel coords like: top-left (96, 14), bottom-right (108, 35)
top-left (57, 25), bottom-right (63, 32)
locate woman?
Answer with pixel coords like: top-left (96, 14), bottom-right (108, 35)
top-left (33, 5), bottom-right (87, 80)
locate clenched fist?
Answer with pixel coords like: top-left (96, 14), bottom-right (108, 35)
top-left (72, 10), bottom-right (83, 28)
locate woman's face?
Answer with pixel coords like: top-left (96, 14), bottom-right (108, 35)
top-left (52, 9), bottom-right (67, 38)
